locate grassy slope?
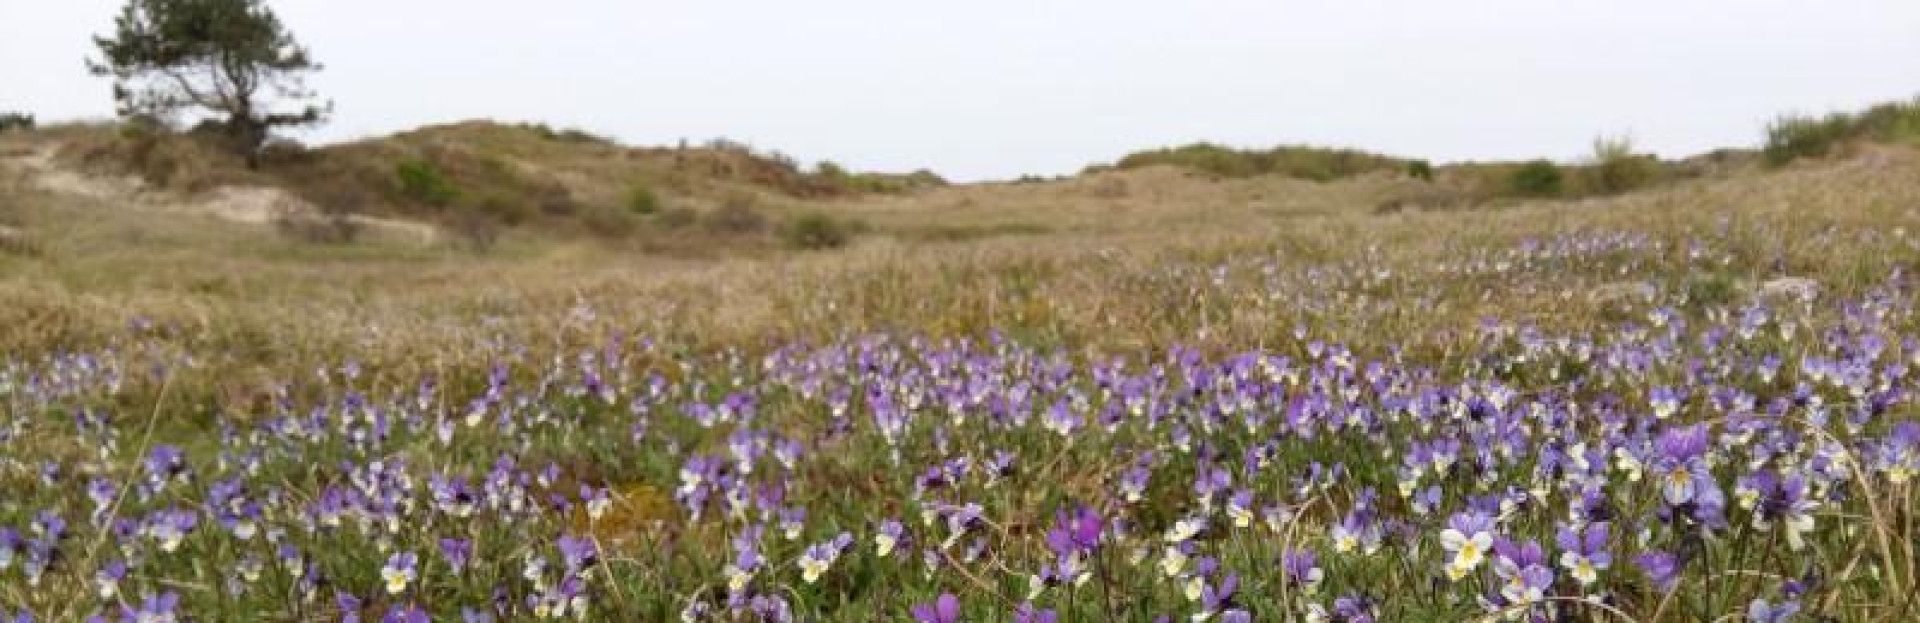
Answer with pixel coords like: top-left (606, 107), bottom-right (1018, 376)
top-left (5, 125), bottom-right (1917, 397)
top-left (5, 123), bottom-right (1920, 620)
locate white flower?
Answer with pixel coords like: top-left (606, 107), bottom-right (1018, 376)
top-left (1439, 528), bottom-right (1492, 580)
top-left (1165, 517), bottom-right (1205, 543)
top-left (1559, 551), bottom-right (1599, 586)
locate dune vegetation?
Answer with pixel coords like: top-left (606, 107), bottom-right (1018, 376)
top-left (5, 43), bottom-right (1920, 619)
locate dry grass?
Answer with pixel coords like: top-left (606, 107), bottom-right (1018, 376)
top-left (6, 127), bottom-right (1920, 404)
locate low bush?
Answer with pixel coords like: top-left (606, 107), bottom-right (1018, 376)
top-left (1587, 136), bottom-right (1664, 196)
top-left (626, 183), bottom-right (660, 215)
top-left (704, 193), bottom-right (768, 234)
top-left (580, 203), bottom-right (639, 238)
top-left (1763, 98), bottom-right (1920, 166)
top-left (1763, 113), bottom-right (1854, 166)
top-left (393, 158), bottom-right (459, 207)
top-left (1509, 160), bottom-right (1564, 198)
top-left (0, 112), bottom-right (34, 133)
top-left (1113, 142), bottom-right (1410, 181)
top-left (781, 212), bottom-right (856, 250)
top-left (1405, 160), bottom-right (1434, 181)
top-left (1854, 99), bottom-right (1920, 144)
top-left (535, 183), bottom-right (578, 217)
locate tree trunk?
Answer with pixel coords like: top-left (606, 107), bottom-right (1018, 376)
top-left (227, 114), bottom-right (265, 170)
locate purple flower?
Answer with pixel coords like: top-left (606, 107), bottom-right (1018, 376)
top-left (144, 445), bottom-right (188, 482)
top-left (87, 478), bottom-right (118, 515)
top-left (1194, 573), bottom-right (1243, 620)
top-left (1330, 507), bottom-right (1381, 555)
top-left (1282, 549), bottom-right (1324, 592)
top-left (798, 532), bottom-right (853, 584)
top-left (382, 604), bottom-right (430, 623)
top-left (875, 519), bottom-right (907, 557)
top-left (1747, 598), bottom-right (1800, 623)
top-left (910, 593), bottom-right (961, 623)
top-left (1655, 424), bottom-right (1709, 465)
top-left (1554, 522), bottom-right (1612, 586)
top-left (1440, 511), bottom-right (1496, 580)
top-left (1325, 593), bottom-right (1379, 623)
top-left (440, 538), bottom-right (473, 573)
top-left (95, 560), bottom-right (128, 599)
top-left (144, 508), bottom-right (197, 553)
top-left (120, 592), bottom-right (179, 623)
top-left (1044, 506), bottom-right (1103, 557)
top-left (1012, 602), bottom-right (1057, 623)
top-left (1636, 550), bottom-right (1682, 592)
top-left (557, 535), bottom-right (599, 571)
top-left (381, 552), bottom-right (418, 595)
top-left (1118, 464), bottom-right (1152, 503)
top-left (337, 591), bottom-right (364, 623)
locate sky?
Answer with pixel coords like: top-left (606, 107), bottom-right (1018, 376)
top-left (4, 1), bottom-right (1919, 181)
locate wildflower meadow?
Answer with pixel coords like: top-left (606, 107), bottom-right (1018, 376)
top-left (3, 216), bottom-right (1919, 622)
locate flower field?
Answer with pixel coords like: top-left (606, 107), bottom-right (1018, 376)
top-left (6, 208), bottom-right (1920, 622)
top-left (6, 142), bottom-right (1920, 622)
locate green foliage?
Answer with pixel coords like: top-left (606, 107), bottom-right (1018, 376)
top-left (1854, 99), bottom-right (1920, 144)
top-left (1760, 98), bottom-right (1920, 167)
top-left (626, 183), bottom-right (660, 215)
top-left (1509, 160), bottom-right (1564, 198)
top-left (393, 158), bottom-right (459, 207)
top-left (1588, 135), bottom-right (1663, 196)
top-left (520, 122), bottom-right (609, 145)
top-left (1405, 159), bottom-right (1433, 182)
top-left (781, 212), bottom-right (857, 250)
top-left (1113, 142), bottom-right (1410, 181)
top-left (1764, 113), bottom-right (1854, 166)
top-left (811, 160), bottom-right (944, 194)
top-left (1684, 272), bottom-right (1740, 309)
top-left (0, 112), bottom-right (34, 132)
top-left (89, 0), bottom-right (329, 165)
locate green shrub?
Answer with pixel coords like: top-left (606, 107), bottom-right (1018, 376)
top-left (808, 161), bottom-right (942, 195)
top-left (1763, 113), bottom-right (1854, 166)
top-left (0, 112), bottom-right (34, 133)
top-left (1509, 160), bottom-right (1564, 198)
top-left (394, 158), bottom-right (459, 207)
top-left (1854, 99), bottom-right (1920, 144)
top-left (1757, 98), bottom-right (1920, 166)
top-left (1405, 160), bottom-right (1434, 182)
top-left (1685, 272), bottom-right (1739, 309)
top-left (1588, 136), bottom-right (1663, 195)
top-left (626, 184), bottom-right (660, 215)
top-left (782, 212), bottom-right (855, 250)
top-left (1113, 142), bottom-right (1409, 181)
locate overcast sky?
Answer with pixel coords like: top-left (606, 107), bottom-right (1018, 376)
top-left (4, 1), bottom-right (1918, 181)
